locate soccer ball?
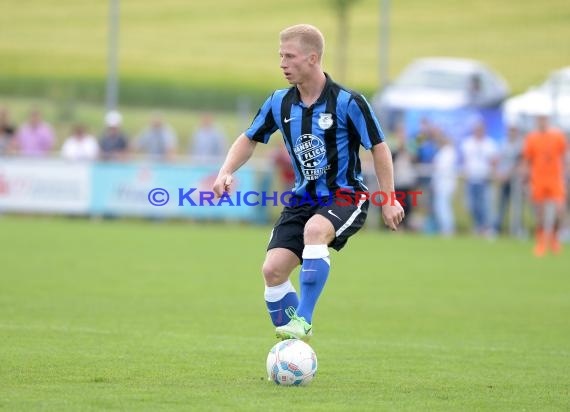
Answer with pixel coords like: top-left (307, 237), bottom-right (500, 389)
top-left (266, 339), bottom-right (318, 386)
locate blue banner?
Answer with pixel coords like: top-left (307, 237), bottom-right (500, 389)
top-left (404, 107), bottom-right (505, 145)
top-left (90, 162), bottom-right (262, 221)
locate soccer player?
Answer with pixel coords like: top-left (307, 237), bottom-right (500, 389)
top-left (522, 113), bottom-right (568, 256)
top-left (212, 24), bottom-right (404, 341)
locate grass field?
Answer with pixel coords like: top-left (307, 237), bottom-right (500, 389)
top-left (1, 0), bottom-right (569, 106)
top-left (1, 216), bottom-right (568, 411)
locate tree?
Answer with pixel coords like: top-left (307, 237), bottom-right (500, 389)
top-left (330, 0), bottom-right (360, 83)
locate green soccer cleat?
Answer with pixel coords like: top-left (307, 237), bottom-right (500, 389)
top-left (275, 307), bottom-right (313, 342)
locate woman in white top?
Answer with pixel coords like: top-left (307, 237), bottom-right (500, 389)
top-left (461, 122), bottom-right (498, 234)
top-left (432, 130), bottom-right (458, 236)
top-left (61, 124), bottom-right (99, 161)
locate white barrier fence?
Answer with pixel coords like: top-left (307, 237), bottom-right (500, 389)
top-left (0, 158), bottom-right (265, 222)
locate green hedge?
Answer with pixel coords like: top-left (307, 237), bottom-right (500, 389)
top-left (0, 76), bottom-right (272, 112)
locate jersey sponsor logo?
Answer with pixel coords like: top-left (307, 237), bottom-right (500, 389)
top-left (318, 113), bottom-right (334, 130)
top-left (283, 116), bottom-right (296, 124)
top-left (293, 134), bottom-right (329, 181)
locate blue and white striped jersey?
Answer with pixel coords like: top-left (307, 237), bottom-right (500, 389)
top-left (245, 74), bottom-right (384, 198)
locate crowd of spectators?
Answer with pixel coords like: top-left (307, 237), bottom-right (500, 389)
top-left (0, 107), bottom-right (228, 163)
top-left (379, 115), bottom-right (568, 240)
top-left (1, 105), bottom-right (567, 241)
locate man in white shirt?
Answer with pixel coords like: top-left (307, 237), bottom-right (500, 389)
top-left (189, 113), bottom-right (227, 163)
top-left (494, 126), bottom-right (523, 235)
top-left (432, 130), bottom-right (458, 236)
top-left (61, 124), bottom-right (99, 161)
top-left (461, 121), bottom-right (498, 235)
top-left (136, 113), bottom-right (178, 162)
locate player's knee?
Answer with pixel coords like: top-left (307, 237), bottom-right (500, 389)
top-left (262, 261), bottom-right (288, 286)
top-left (303, 221), bottom-right (333, 244)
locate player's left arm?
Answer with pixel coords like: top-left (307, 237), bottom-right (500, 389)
top-left (371, 142), bottom-right (405, 231)
top-left (347, 94), bottom-right (404, 230)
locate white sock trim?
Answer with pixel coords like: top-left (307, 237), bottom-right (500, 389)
top-left (302, 244), bottom-right (329, 260)
top-left (264, 280), bottom-right (296, 303)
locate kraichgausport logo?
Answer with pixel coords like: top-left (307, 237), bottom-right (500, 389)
top-left (147, 188), bottom-right (421, 207)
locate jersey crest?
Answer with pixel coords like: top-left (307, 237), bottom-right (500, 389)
top-left (318, 113), bottom-right (334, 130)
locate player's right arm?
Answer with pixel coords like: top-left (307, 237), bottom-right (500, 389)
top-left (213, 133), bottom-right (257, 197)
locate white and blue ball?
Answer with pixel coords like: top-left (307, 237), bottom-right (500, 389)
top-left (266, 339), bottom-right (317, 386)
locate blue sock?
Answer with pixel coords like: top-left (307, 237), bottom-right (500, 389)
top-left (296, 244), bottom-right (330, 324)
top-left (264, 280), bottom-right (299, 326)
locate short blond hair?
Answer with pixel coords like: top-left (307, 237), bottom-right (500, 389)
top-left (280, 24), bottom-right (325, 61)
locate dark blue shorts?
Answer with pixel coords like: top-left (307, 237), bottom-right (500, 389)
top-left (267, 194), bottom-right (369, 261)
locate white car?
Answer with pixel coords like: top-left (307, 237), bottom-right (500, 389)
top-left (372, 57), bottom-right (510, 132)
top-left (503, 67), bottom-right (570, 133)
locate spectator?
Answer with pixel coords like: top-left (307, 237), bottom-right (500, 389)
top-left (522, 114), bottom-right (568, 256)
top-left (99, 110), bottom-right (128, 161)
top-left (431, 129), bottom-right (458, 236)
top-left (271, 144), bottom-right (296, 192)
top-left (493, 126), bottom-right (523, 234)
top-left (0, 107), bottom-right (16, 156)
top-left (15, 108), bottom-right (55, 157)
top-left (461, 121), bottom-right (498, 235)
top-left (466, 73), bottom-right (483, 107)
top-left (61, 123), bottom-right (99, 161)
top-left (189, 113), bottom-right (227, 163)
top-left (136, 112), bottom-right (178, 162)
top-left (392, 123), bottom-right (417, 229)
top-left (414, 118), bottom-right (438, 232)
